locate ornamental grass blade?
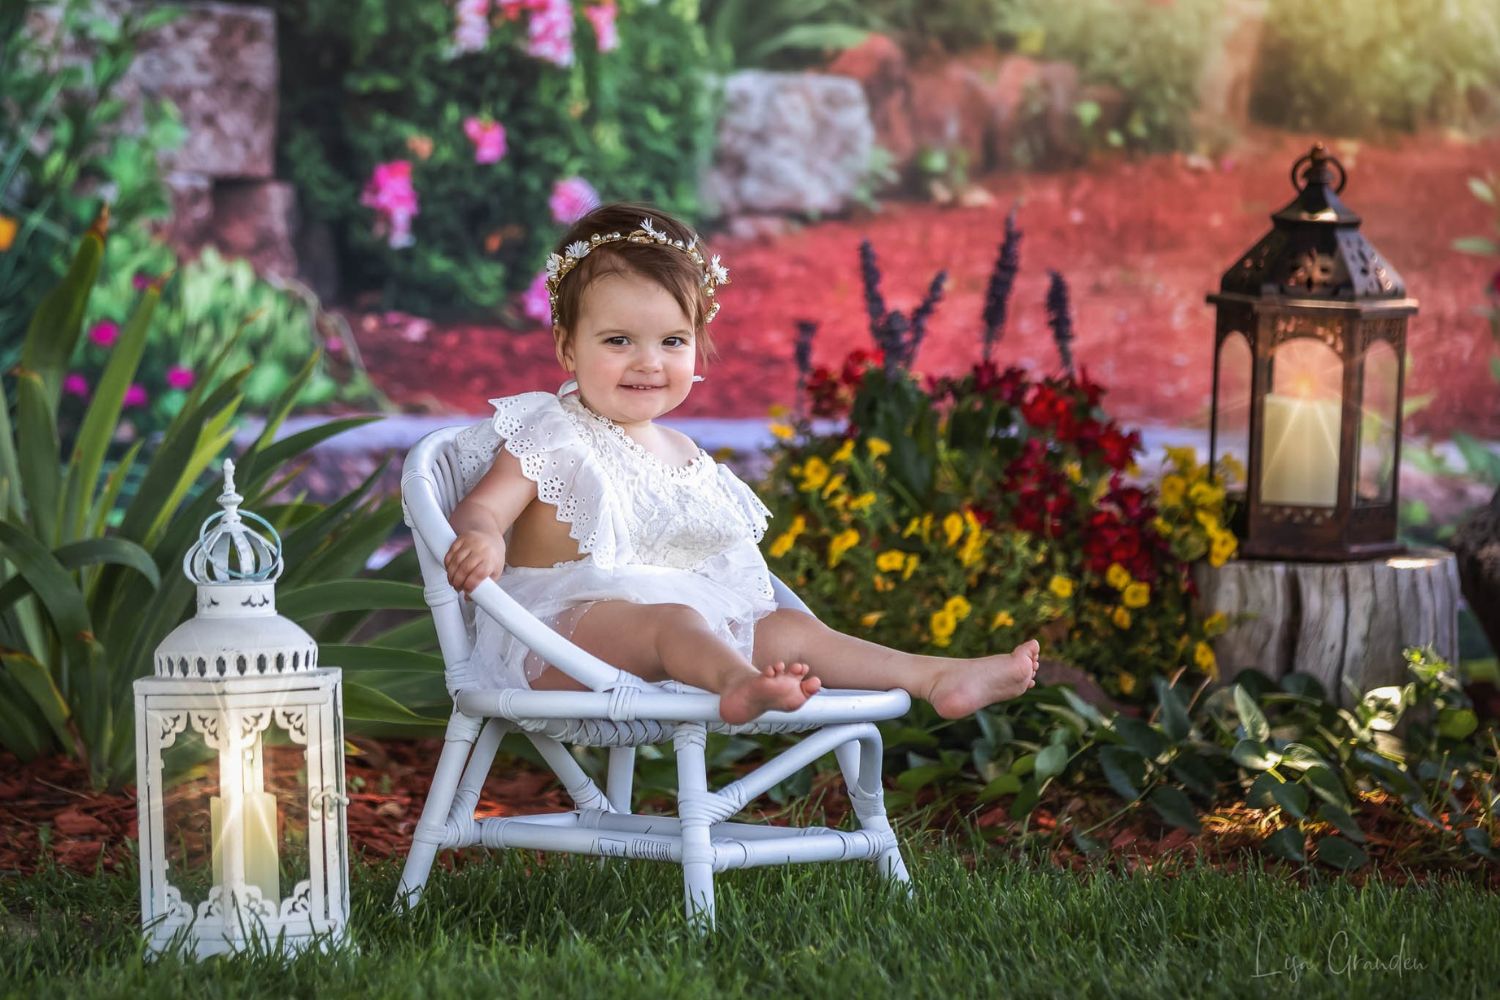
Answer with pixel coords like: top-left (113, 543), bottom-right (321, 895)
top-left (0, 359), bottom-right (21, 520)
top-left (343, 680), bottom-right (443, 727)
top-left (0, 537), bottom-right (158, 615)
top-left (0, 519), bottom-right (93, 666)
top-left (19, 213), bottom-right (104, 409)
top-left (277, 580), bottom-right (427, 620)
top-left (0, 670), bottom-right (55, 759)
top-left (62, 282), bottom-right (159, 539)
top-left (1148, 786), bottom-right (1201, 834)
top-left (0, 647), bottom-right (72, 750)
top-left (1314, 835), bottom-right (1368, 870)
top-left (13, 368), bottom-right (61, 544)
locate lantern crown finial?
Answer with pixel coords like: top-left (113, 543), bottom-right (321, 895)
top-left (183, 458), bottom-right (284, 586)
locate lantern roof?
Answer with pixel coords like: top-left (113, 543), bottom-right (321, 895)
top-left (1216, 143), bottom-right (1407, 302)
top-left (184, 459), bottom-right (283, 586)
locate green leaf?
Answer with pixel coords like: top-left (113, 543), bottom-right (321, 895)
top-left (0, 519), bottom-right (92, 658)
top-left (1168, 754), bottom-right (1219, 800)
top-left (1112, 715), bottom-right (1168, 760)
top-left (1034, 742), bottom-right (1070, 782)
top-left (1277, 742), bottom-right (1327, 771)
top-left (1315, 835), bottom-right (1368, 870)
top-left (1099, 745), bottom-right (1144, 801)
top-left (1461, 827), bottom-right (1498, 860)
top-left (1059, 687), bottom-right (1105, 728)
top-left (976, 772), bottom-right (1022, 802)
top-left (1148, 786), bottom-right (1201, 834)
top-left (1315, 802), bottom-right (1366, 843)
top-left (0, 537), bottom-right (158, 615)
top-left (1263, 826), bottom-right (1306, 864)
top-left (14, 369), bottom-right (61, 544)
top-left (1268, 777), bottom-right (1308, 819)
top-left (1452, 236), bottom-right (1498, 255)
top-left (342, 681), bottom-right (443, 727)
top-left (1468, 176), bottom-right (1496, 205)
top-left (318, 644), bottom-right (444, 674)
top-left (20, 222), bottom-right (103, 408)
top-left (0, 648), bottom-right (73, 750)
top-left (1436, 708), bottom-right (1478, 741)
top-left (1231, 738), bottom-right (1281, 771)
top-left (1301, 764), bottom-right (1351, 809)
top-left (278, 580), bottom-right (427, 620)
top-left (1233, 684), bottom-right (1269, 741)
top-left (1069, 826), bottom-right (1105, 855)
top-left (896, 763), bottom-right (956, 792)
top-left (1154, 676), bottom-right (1190, 742)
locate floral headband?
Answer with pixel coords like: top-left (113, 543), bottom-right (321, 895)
top-left (544, 216), bottom-right (731, 324)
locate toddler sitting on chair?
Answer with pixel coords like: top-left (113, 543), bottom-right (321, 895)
top-left (444, 202), bottom-right (1040, 724)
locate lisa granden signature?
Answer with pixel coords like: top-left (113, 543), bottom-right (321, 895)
top-left (1250, 929), bottom-right (1427, 983)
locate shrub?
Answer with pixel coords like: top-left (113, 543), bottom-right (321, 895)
top-left (1252, 0), bottom-right (1500, 136)
top-left (260, 0), bottom-right (715, 316)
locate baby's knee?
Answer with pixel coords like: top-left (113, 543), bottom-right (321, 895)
top-left (648, 603), bottom-right (711, 652)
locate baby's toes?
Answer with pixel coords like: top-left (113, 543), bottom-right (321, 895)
top-left (786, 661), bottom-right (809, 677)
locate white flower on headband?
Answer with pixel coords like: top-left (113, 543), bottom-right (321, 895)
top-left (708, 254), bottom-right (729, 285)
top-left (564, 240), bottom-right (590, 259)
top-left (640, 216), bottom-right (663, 239)
top-left (544, 253), bottom-right (564, 277)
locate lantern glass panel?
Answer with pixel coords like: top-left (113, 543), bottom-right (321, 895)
top-left (1213, 331), bottom-right (1252, 493)
top-left (1261, 336), bottom-right (1343, 507)
top-left (1357, 339), bottom-right (1399, 505)
top-left (159, 728), bottom-right (218, 908)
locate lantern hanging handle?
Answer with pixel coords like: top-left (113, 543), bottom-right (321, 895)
top-left (1290, 144), bottom-right (1347, 194)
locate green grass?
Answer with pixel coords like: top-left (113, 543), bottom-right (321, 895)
top-left (3, 837), bottom-right (1497, 999)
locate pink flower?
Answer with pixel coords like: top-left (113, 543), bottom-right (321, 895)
top-left (360, 160), bottom-right (420, 249)
top-left (526, 0), bottom-right (575, 66)
top-left (585, 2), bottom-right (617, 52)
top-left (549, 176), bottom-right (599, 225)
top-left (88, 320), bottom-right (119, 347)
top-left (123, 383), bottom-right (148, 408)
top-left (63, 373), bottom-right (89, 398)
top-left (463, 116), bottom-right (508, 165)
top-left (453, 0), bottom-right (491, 53)
top-left (521, 269), bottom-right (552, 325)
top-left (165, 365), bottom-right (195, 390)
top-left (132, 273), bottom-right (150, 291)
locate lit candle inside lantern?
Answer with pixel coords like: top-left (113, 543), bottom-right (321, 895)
top-left (210, 790), bottom-right (281, 902)
top-left (1260, 382), bottom-right (1341, 507)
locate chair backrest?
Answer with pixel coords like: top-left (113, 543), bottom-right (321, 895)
top-left (401, 424), bottom-right (818, 695)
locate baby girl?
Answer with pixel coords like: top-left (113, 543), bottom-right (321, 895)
top-left (444, 202), bottom-right (1039, 724)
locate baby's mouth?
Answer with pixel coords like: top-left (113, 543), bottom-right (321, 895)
top-left (622, 384), bottom-right (665, 391)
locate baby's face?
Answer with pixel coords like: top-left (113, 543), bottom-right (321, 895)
top-left (558, 270), bottom-right (698, 428)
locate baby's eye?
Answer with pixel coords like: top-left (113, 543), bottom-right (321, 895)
top-left (604, 335), bottom-right (630, 346)
top-left (664, 336), bottom-right (689, 347)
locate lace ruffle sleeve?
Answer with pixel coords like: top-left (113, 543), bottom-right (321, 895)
top-left (715, 463), bottom-right (772, 543)
top-left (457, 391), bottom-right (633, 569)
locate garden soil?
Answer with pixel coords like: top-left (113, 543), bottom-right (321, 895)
top-left (350, 129), bottom-right (1500, 440)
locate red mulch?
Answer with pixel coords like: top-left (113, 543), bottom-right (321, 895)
top-left (3, 743), bottom-right (1494, 890)
top-left (349, 129), bottom-right (1500, 440)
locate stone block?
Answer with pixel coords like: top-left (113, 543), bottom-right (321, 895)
top-left (211, 179), bottom-right (298, 280)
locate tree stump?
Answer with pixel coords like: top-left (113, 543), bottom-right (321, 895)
top-left (1195, 547), bottom-right (1461, 705)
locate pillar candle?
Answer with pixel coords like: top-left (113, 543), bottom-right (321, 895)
top-left (1260, 391), bottom-right (1341, 506)
top-left (210, 791), bottom-right (281, 903)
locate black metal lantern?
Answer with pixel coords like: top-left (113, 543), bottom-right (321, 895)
top-left (1208, 143), bottom-right (1418, 561)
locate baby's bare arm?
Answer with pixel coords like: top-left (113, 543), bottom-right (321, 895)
top-left (444, 448), bottom-right (537, 592)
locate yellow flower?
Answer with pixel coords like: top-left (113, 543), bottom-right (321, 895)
top-left (1204, 611), bottom-right (1229, 637)
top-left (1209, 529), bottom-right (1238, 568)
top-left (1218, 454), bottom-right (1245, 484)
top-left (831, 438), bottom-right (855, 463)
top-left (769, 531), bottom-right (797, 558)
top-left (769, 421), bottom-right (795, 441)
top-left (990, 610), bottom-right (1015, 630)
top-left (867, 437), bottom-right (892, 459)
top-left (958, 530), bottom-right (986, 568)
top-left (1117, 671), bottom-right (1138, 696)
top-left (849, 491), bottom-right (877, 513)
top-left (873, 574), bottom-right (894, 592)
top-left (789, 515), bottom-right (807, 534)
top-left (943, 513), bottom-right (965, 547)
top-left (0, 214), bottom-right (16, 253)
top-left (1160, 474), bottom-right (1186, 506)
top-left (1194, 640), bottom-right (1218, 678)
top-left (1151, 516), bottom-right (1172, 537)
top-left (1063, 461), bottom-right (1083, 484)
top-left (875, 550), bottom-right (907, 573)
top-left (827, 528), bottom-right (860, 566)
top-left (902, 516), bottom-right (922, 538)
top-left (929, 608), bottom-right (957, 645)
top-left (1105, 563), bottom-right (1131, 590)
top-left (1122, 581), bottom-right (1150, 609)
top-left (1165, 445), bottom-right (1197, 470)
top-left (902, 552), bottom-right (920, 580)
top-left (768, 402), bottom-right (790, 418)
top-left (860, 611), bottom-right (884, 627)
top-left (1048, 575), bottom-right (1074, 599)
top-left (1112, 606), bottom-right (1132, 629)
top-left (800, 457), bottom-right (830, 491)
top-left (944, 595), bottom-right (973, 620)
top-left (821, 472), bottom-right (847, 498)
top-left (1195, 509), bottom-right (1220, 532)
top-left (1188, 481), bottom-right (1224, 507)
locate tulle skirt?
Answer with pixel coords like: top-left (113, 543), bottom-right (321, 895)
top-left (465, 560), bottom-right (777, 690)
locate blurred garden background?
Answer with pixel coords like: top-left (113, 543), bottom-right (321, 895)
top-left (2, 1), bottom-right (1499, 986)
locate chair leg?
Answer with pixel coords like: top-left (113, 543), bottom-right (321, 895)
top-left (674, 724), bottom-right (716, 932)
top-left (395, 711), bottom-right (485, 910)
top-left (606, 746), bottom-right (636, 814)
top-left (835, 733), bottom-right (913, 894)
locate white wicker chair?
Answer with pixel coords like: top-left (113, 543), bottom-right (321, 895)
top-left (394, 426), bottom-right (913, 929)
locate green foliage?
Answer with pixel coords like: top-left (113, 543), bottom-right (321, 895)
top-left (1253, 0), bottom-right (1500, 136)
top-left (700, 0), bottom-right (869, 70)
top-left (0, 226), bottom-right (438, 789)
top-left (0, 0), bottom-right (185, 349)
top-left (263, 0), bottom-right (715, 316)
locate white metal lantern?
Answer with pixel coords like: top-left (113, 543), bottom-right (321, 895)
top-left (135, 459), bottom-right (350, 958)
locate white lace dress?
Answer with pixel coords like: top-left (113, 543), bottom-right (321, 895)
top-left (449, 382), bottom-right (778, 691)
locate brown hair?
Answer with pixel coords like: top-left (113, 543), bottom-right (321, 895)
top-left (549, 201), bottom-right (717, 361)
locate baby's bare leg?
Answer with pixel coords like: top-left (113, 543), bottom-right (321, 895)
top-left (751, 609), bottom-right (1039, 718)
top-left (529, 601), bottom-right (818, 723)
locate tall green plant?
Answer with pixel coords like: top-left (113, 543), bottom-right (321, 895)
top-left (0, 219), bottom-right (443, 789)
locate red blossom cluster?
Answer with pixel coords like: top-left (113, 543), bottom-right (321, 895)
top-left (1081, 477), bottom-right (1170, 585)
top-left (806, 347), bottom-right (884, 418)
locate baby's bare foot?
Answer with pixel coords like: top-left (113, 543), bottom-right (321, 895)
top-left (927, 640), bottom-right (1040, 719)
top-left (719, 661), bottom-right (818, 724)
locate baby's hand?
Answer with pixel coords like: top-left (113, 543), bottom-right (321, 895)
top-left (444, 530), bottom-right (503, 594)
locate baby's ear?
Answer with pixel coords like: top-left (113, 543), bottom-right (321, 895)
top-left (553, 326), bottom-right (574, 371)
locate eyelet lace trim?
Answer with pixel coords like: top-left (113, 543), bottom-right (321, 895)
top-left (568, 397), bottom-right (710, 479)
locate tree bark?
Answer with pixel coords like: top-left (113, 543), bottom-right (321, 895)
top-left (1452, 486), bottom-right (1500, 659)
top-left (1195, 547), bottom-right (1461, 705)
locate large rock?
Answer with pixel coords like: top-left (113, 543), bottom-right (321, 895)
top-left (211, 179), bottom-right (299, 280)
top-left (157, 171), bottom-right (216, 251)
top-left (124, 2), bottom-right (279, 178)
top-left (826, 35), bottom-right (916, 167)
top-left (702, 71), bottom-right (875, 219)
top-left (1192, 0), bottom-right (1268, 138)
